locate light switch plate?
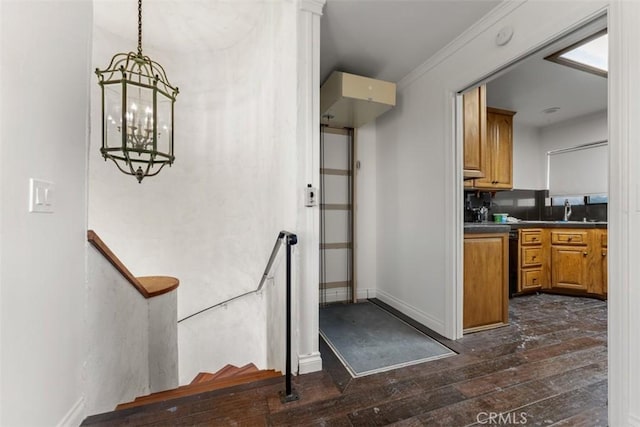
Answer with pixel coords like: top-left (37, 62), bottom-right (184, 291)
top-left (29, 178), bottom-right (54, 213)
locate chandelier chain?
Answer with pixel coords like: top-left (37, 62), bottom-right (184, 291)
top-left (137, 0), bottom-right (142, 55)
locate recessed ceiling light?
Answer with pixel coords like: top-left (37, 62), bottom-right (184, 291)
top-left (542, 107), bottom-right (561, 114)
top-left (545, 30), bottom-right (608, 78)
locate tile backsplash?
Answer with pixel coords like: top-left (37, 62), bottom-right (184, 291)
top-left (464, 189), bottom-right (608, 222)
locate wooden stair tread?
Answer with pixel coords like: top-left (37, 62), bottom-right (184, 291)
top-left (190, 372), bottom-right (216, 384)
top-left (116, 369), bottom-right (281, 410)
top-left (190, 363), bottom-right (258, 384)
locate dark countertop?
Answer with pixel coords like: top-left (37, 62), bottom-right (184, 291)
top-left (509, 220), bottom-right (608, 229)
top-left (464, 221), bottom-right (607, 233)
top-left (464, 223), bottom-right (511, 233)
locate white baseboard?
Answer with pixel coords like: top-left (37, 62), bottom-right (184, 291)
top-left (297, 351), bottom-right (322, 374)
top-left (320, 287), bottom-right (376, 303)
top-left (57, 396), bottom-right (85, 427)
top-left (375, 289), bottom-right (446, 336)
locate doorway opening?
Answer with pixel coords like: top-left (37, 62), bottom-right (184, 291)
top-left (460, 14), bottom-right (608, 333)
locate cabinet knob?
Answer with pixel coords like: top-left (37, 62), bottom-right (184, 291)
top-left (602, 251), bottom-right (606, 257)
top-left (568, 236), bottom-right (573, 241)
top-left (583, 251), bottom-right (588, 256)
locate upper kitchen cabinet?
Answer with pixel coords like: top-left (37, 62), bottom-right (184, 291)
top-left (472, 107), bottom-right (516, 190)
top-left (463, 85), bottom-right (486, 180)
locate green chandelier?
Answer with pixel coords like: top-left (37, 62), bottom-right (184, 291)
top-left (95, 0), bottom-right (179, 183)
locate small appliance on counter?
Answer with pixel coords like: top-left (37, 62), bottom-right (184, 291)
top-left (471, 206), bottom-right (489, 222)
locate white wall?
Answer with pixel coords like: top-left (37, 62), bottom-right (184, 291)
top-left (148, 290), bottom-right (179, 393)
top-left (539, 109), bottom-right (607, 153)
top-left (540, 110), bottom-right (608, 196)
top-left (372, 1), bottom-right (608, 341)
top-left (510, 110), bottom-right (607, 192)
top-left (512, 122), bottom-right (544, 189)
top-left (89, 1), bottom-right (301, 382)
top-left (355, 122), bottom-right (378, 298)
top-left (85, 245), bottom-right (150, 415)
top-left (0, 1), bottom-right (92, 425)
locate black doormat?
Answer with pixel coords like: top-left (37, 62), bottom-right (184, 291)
top-left (319, 301), bottom-right (455, 377)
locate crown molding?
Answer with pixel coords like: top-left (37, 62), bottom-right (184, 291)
top-left (398, 0), bottom-right (527, 91)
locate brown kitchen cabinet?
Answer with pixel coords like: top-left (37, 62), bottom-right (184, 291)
top-left (463, 85), bottom-right (486, 180)
top-left (593, 229), bottom-right (608, 296)
top-left (518, 228), bottom-right (546, 292)
top-left (550, 230), bottom-right (590, 292)
top-left (464, 232), bottom-right (509, 333)
top-left (515, 227), bottom-right (607, 299)
top-left (472, 107), bottom-right (515, 190)
top-left (550, 246), bottom-right (590, 291)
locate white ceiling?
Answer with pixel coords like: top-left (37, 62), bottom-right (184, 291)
top-left (320, 1), bottom-right (607, 128)
top-left (96, 0), bottom-right (607, 129)
top-left (320, 0), bottom-right (500, 84)
top-left (486, 41), bottom-right (608, 128)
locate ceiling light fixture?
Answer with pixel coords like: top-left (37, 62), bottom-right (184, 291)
top-left (95, 0), bottom-right (179, 183)
top-left (542, 107), bottom-right (561, 114)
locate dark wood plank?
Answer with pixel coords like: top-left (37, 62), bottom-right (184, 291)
top-left (82, 293), bottom-right (608, 427)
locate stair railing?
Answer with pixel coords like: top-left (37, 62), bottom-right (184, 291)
top-left (177, 231), bottom-right (299, 403)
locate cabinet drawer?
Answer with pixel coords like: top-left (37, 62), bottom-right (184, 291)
top-left (522, 269), bottom-right (543, 290)
top-left (520, 229), bottom-right (542, 245)
top-left (521, 247), bottom-right (542, 267)
top-left (551, 231), bottom-right (588, 246)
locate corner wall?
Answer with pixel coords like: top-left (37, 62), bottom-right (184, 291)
top-left (0, 1), bottom-right (92, 425)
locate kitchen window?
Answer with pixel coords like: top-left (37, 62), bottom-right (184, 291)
top-left (546, 141), bottom-right (608, 198)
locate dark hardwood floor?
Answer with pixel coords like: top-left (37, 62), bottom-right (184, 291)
top-left (83, 293), bottom-right (607, 426)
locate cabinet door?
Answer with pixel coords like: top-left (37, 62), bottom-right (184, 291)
top-left (602, 247), bottom-right (608, 295)
top-left (551, 246), bottom-right (589, 291)
top-left (464, 234), bottom-right (508, 331)
top-left (473, 108), bottom-right (514, 190)
top-left (602, 231), bottom-right (608, 294)
top-left (492, 112), bottom-right (513, 189)
top-left (463, 86), bottom-right (486, 177)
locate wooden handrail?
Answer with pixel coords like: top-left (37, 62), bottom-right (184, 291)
top-left (87, 230), bottom-right (179, 298)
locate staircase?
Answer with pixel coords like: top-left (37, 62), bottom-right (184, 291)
top-left (115, 363), bottom-right (282, 410)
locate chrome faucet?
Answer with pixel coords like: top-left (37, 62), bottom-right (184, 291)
top-left (563, 199), bottom-right (572, 221)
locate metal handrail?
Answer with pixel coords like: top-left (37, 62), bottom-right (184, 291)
top-left (176, 230), bottom-right (299, 403)
top-left (177, 231), bottom-right (295, 323)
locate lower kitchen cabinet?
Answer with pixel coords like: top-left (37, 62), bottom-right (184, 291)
top-left (550, 245), bottom-right (589, 291)
top-left (518, 228), bottom-right (545, 292)
top-left (592, 229), bottom-right (608, 296)
top-left (464, 232), bottom-right (508, 332)
top-left (515, 227), bottom-right (607, 299)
